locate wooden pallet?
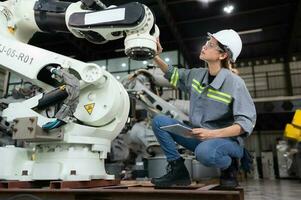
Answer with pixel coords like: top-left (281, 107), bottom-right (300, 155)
top-left (50, 179), bottom-right (120, 189)
top-left (0, 180), bottom-right (244, 200)
top-left (0, 179), bottom-right (120, 189)
top-left (0, 180), bottom-right (49, 189)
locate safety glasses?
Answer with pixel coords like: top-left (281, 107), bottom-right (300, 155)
top-left (203, 41), bottom-right (225, 52)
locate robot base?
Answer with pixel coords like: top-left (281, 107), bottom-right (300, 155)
top-left (0, 145), bottom-right (114, 181)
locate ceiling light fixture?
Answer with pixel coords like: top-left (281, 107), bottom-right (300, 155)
top-left (223, 4), bottom-right (234, 14)
top-left (198, 0), bottom-right (216, 8)
top-left (198, 0), bottom-right (216, 4)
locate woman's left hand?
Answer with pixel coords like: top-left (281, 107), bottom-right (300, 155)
top-left (191, 128), bottom-right (219, 140)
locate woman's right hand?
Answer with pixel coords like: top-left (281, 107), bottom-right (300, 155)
top-left (152, 38), bottom-right (169, 72)
top-left (155, 38), bottom-right (163, 56)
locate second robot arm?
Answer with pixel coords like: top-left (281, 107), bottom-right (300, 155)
top-left (1, 0), bottom-right (159, 61)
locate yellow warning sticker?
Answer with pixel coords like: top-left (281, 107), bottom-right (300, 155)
top-left (84, 103), bottom-right (95, 115)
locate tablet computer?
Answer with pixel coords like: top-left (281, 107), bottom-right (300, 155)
top-left (160, 124), bottom-right (194, 138)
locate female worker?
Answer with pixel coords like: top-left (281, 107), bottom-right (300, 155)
top-left (151, 29), bottom-right (256, 188)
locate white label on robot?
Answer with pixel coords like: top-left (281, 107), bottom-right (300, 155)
top-left (84, 8), bottom-right (125, 25)
top-left (0, 43), bottom-right (34, 65)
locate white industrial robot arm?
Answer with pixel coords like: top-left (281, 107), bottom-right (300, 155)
top-left (0, 0), bottom-right (159, 59)
top-left (0, 0), bottom-right (159, 126)
top-left (0, 0), bottom-right (159, 181)
top-left (66, 0), bottom-right (160, 60)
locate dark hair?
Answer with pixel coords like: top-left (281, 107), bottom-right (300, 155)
top-left (217, 42), bottom-right (239, 74)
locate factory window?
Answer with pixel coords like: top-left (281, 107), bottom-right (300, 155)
top-left (92, 50), bottom-right (179, 74)
top-left (91, 60), bottom-right (107, 71)
top-left (113, 72), bottom-right (128, 82)
top-left (159, 51), bottom-right (178, 66)
top-left (107, 57), bottom-right (129, 73)
top-left (130, 59), bottom-right (151, 71)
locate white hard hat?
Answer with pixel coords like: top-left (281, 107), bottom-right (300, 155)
top-left (207, 29), bottom-right (242, 62)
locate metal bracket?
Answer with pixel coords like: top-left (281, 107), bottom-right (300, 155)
top-left (12, 117), bottom-right (63, 142)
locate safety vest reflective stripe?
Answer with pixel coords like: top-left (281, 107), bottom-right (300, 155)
top-left (207, 93), bottom-right (231, 104)
top-left (207, 89), bottom-right (232, 104)
top-left (191, 79), bottom-right (232, 104)
top-left (192, 83), bottom-right (202, 93)
top-left (170, 68), bottom-right (179, 87)
top-left (208, 88), bottom-right (231, 99)
top-left (192, 79), bottom-right (204, 89)
top-left (192, 79), bottom-right (204, 93)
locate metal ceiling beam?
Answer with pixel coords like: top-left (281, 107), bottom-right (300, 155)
top-left (166, 0), bottom-right (202, 5)
top-left (155, 0), bottom-right (193, 66)
top-left (189, 38), bottom-right (287, 53)
top-left (284, 0), bottom-right (301, 96)
top-left (287, 0), bottom-right (301, 55)
top-left (166, 0), bottom-right (224, 5)
top-left (236, 52), bottom-right (301, 64)
top-left (162, 23), bottom-right (289, 44)
top-left (158, 3), bottom-right (291, 27)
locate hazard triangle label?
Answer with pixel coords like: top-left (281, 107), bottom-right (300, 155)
top-left (84, 103), bottom-right (95, 115)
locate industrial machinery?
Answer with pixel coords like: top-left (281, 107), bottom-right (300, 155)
top-left (284, 109), bottom-right (301, 142)
top-left (123, 69), bottom-right (189, 122)
top-left (0, 0), bottom-right (159, 181)
top-left (122, 68), bottom-right (190, 164)
top-left (282, 109), bottom-right (301, 179)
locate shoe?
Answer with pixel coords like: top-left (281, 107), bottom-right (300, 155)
top-left (219, 158), bottom-right (239, 188)
top-left (151, 157), bottom-right (191, 187)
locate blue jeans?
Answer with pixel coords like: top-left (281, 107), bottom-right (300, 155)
top-left (152, 115), bottom-right (244, 170)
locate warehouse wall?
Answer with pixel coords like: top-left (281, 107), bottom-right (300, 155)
top-left (245, 131), bottom-right (284, 154)
top-left (238, 60), bottom-right (301, 98)
top-left (290, 61), bottom-right (301, 95)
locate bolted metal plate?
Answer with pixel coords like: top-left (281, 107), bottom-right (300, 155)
top-left (12, 117), bottom-right (63, 142)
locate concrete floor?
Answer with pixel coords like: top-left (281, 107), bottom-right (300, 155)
top-left (242, 179), bottom-right (301, 200)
